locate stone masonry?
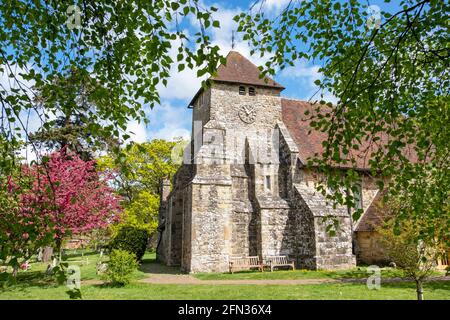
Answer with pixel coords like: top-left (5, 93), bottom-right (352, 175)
top-left (157, 51), bottom-right (383, 273)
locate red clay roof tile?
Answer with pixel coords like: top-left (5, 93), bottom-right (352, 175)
top-left (281, 98), bottom-right (418, 170)
top-left (211, 51), bottom-right (284, 89)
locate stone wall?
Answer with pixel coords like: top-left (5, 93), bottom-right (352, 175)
top-left (289, 189), bottom-right (317, 269)
top-left (158, 77), bottom-right (387, 273)
top-left (189, 173), bottom-right (233, 273)
top-left (230, 164), bottom-right (258, 257)
top-left (360, 174), bottom-right (380, 214)
top-left (181, 184), bottom-right (193, 272)
top-left (355, 231), bottom-right (389, 265)
top-left (192, 88), bottom-right (211, 128)
top-left (156, 180), bottom-right (171, 265)
top-left (314, 216), bottom-right (356, 269)
top-left (258, 200), bottom-right (293, 257)
top-left (293, 182), bottom-right (356, 270)
top-left (156, 165), bottom-right (194, 266)
top-left (210, 82), bottom-right (282, 130)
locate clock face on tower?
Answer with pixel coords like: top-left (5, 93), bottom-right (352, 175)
top-left (238, 105), bottom-right (257, 124)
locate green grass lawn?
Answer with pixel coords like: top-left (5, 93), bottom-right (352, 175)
top-left (7, 249), bottom-right (151, 282)
top-left (194, 267), bottom-right (411, 280)
top-left (1, 281), bottom-right (449, 300)
top-left (1, 250), bottom-right (449, 300)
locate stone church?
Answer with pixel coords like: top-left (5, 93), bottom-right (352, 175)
top-left (156, 51), bottom-right (387, 273)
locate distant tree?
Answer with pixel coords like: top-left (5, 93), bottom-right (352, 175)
top-left (38, 150), bottom-right (122, 249)
top-left (29, 70), bottom-right (120, 161)
top-left (375, 180), bottom-right (448, 300)
top-left (120, 190), bottom-right (160, 237)
top-left (98, 139), bottom-right (181, 199)
top-left (98, 139), bottom-right (181, 237)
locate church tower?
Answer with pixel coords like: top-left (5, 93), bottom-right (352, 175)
top-left (179, 51), bottom-right (291, 272)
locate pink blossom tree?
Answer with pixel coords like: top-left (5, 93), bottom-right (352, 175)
top-left (0, 149), bottom-right (122, 276)
top-left (30, 149), bottom-right (123, 249)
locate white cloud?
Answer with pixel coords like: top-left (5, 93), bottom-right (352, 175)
top-left (280, 59), bottom-right (321, 81)
top-left (260, 0), bottom-right (291, 13)
top-left (126, 120), bottom-right (148, 143)
top-left (280, 59), bottom-right (337, 103)
top-left (208, 4), bottom-right (272, 66)
top-left (19, 144), bottom-right (40, 164)
top-left (318, 90), bottom-right (338, 105)
top-left (1, 65), bottom-right (44, 162)
top-left (157, 66), bottom-right (205, 101)
top-left (146, 102), bottom-right (191, 141)
top-left (156, 35), bottom-right (206, 100)
top-left (156, 28), bottom-right (211, 101)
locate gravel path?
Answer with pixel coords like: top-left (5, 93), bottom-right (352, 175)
top-left (138, 274), bottom-right (338, 285)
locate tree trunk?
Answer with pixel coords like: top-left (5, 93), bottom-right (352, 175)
top-left (415, 280), bottom-right (424, 300)
top-left (12, 265), bottom-right (18, 277)
top-left (55, 238), bottom-right (63, 263)
top-left (42, 246), bottom-right (53, 263)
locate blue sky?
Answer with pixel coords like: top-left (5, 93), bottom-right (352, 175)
top-left (1, 0), bottom-right (404, 152)
top-left (139, 0), bottom-right (324, 143)
top-left (138, 0), bottom-right (402, 143)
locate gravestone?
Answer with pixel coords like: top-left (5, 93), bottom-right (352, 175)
top-left (36, 247), bottom-right (43, 262)
top-left (96, 262), bottom-right (108, 275)
top-left (46, 257), bottom-right (59, 274)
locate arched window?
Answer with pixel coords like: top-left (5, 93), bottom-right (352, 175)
top-left (239, 86), bottom-right (246, 95)
top-left (249, 87), bottom-right (256, 96)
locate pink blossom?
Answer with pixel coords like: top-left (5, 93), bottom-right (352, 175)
top-left (11, 149), bottom-right (122, 241)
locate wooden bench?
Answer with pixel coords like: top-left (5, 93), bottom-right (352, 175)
top-left (265, 255), bottom-right (295, 272)
top-left (229, 256), bottom-right (264, 273)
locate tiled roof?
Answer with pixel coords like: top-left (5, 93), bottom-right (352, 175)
top-left (355, 191), bottom-right (389, 232)
top-left (211, 51), bottom-right (284, 89)
top-left (188, 51), bottom-right (284, 108)
top-left (281, 98), bottom-right (418, 170)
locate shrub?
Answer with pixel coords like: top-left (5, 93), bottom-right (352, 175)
top-left (109, 226), bottom-right (149, 261)
top-left (103, 249), bottom-right (138, 286)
